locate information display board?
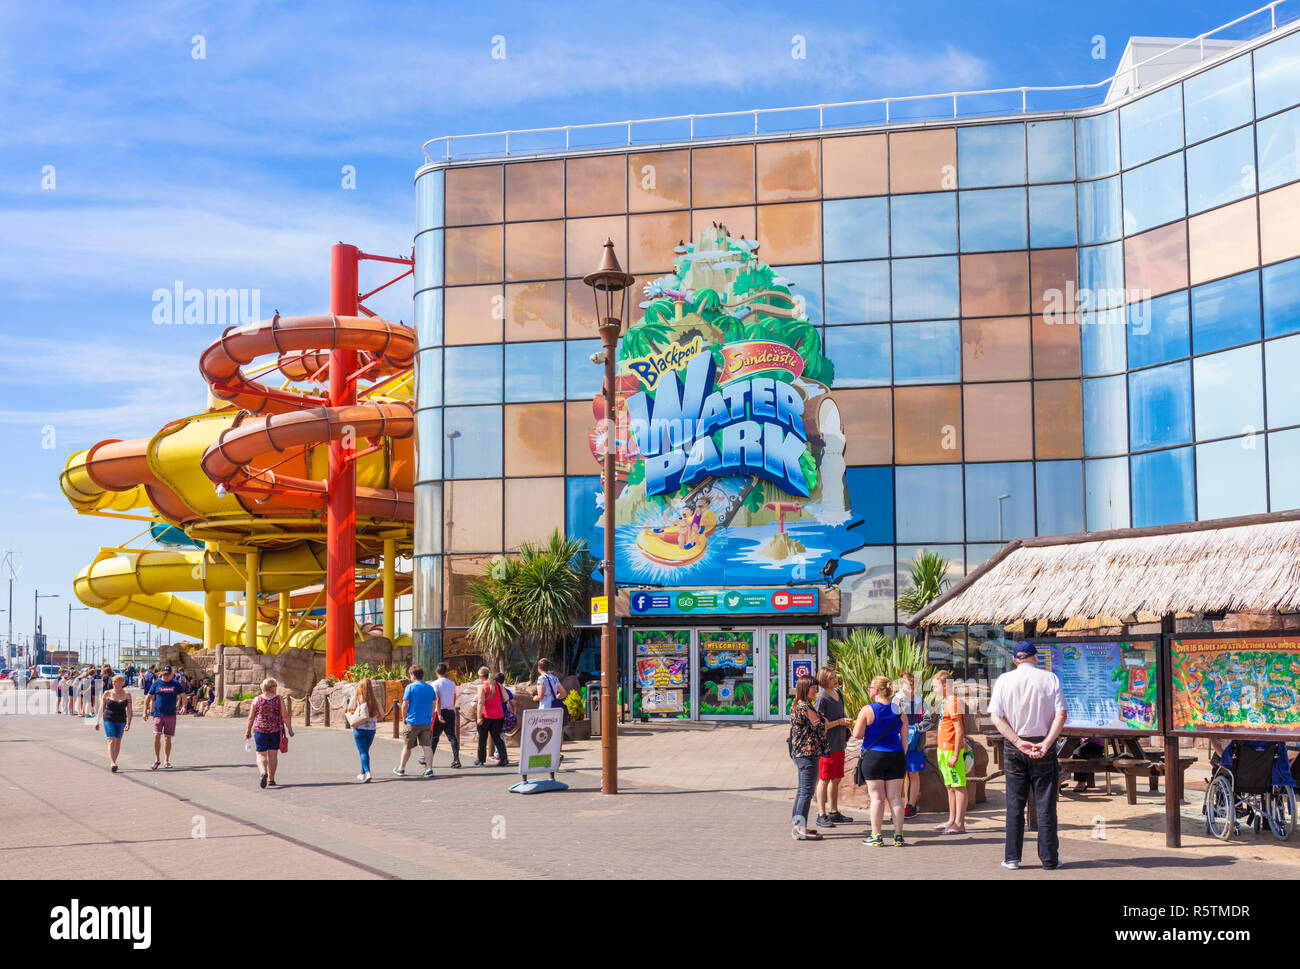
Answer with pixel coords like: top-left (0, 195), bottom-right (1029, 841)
top-left (1040, 638), bottom-right (1159, 734)
top-left (1169, 635), bottom-right (1300, 739)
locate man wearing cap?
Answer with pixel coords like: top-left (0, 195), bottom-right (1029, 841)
top-left (145, 666), bottom-right (184, 770)
top-left (988, 641), bottom-right (1067, 870)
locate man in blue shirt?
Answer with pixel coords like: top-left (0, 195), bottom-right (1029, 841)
top-left (395, 666), bottom-right (436, 778)
top-left (145, 666), bottom-right (184, 769)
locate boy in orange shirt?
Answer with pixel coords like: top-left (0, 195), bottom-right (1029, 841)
top-left (933, 671), bottom-right (968, 834)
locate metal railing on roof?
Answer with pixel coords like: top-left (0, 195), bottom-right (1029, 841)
top-left (420, 1), bottom-right (1293, 165)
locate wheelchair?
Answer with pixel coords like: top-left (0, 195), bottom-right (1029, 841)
top-left (1202, 740), bottom-right (1296, 841)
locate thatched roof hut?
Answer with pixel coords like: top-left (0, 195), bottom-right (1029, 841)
top-left (907, 510), bottom-right (1300, 629)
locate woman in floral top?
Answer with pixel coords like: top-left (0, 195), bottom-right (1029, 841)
top-left (788, 675), bottom-right (828, 841)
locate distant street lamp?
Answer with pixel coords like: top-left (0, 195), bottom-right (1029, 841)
top-left (584, 238), bottom-right (634, 797)
top-left (34, 590), bottom-right (58, 665)
top-left (68, 604), bottom-right (89, 665)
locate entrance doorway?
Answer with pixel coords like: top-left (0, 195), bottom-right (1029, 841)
top-left (761, 629), bottom-right (827, 722)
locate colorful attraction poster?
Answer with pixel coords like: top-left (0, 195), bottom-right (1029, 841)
top-left (632, 629), bottom-right (690, 720)
top-left (1044, 640), bottom-right (1158, 732)
top-left (584, 227), bottom-right (867, 588)
top-left (1170, 636), bottom-right (1300, 737)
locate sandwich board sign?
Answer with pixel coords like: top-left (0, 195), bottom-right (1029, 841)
top-left (508, 707), bottom-right (568, 795)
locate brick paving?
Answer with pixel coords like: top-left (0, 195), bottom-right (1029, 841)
top-left (1, 702), bottom-right (1295, 880)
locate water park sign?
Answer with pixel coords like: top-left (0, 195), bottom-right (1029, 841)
top-left (629, 588), bottom-right (818, 616)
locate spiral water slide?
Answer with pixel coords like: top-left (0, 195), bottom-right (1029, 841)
top-left (61, 311), bottom-right (416, 653)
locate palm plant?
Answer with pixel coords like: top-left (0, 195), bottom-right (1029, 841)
top-left (895, 550), bottom-right (954, 660)
top-left (829, 629), bottom-right (937, 715)
top-left (466, 556), bottom-right (521, 675)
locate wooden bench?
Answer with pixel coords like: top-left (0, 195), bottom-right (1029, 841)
top-left (1110, 755), bottom-right (1198, 805)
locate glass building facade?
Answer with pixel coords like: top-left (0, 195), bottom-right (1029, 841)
top-left (413, 25), bottom-right (1300, 674)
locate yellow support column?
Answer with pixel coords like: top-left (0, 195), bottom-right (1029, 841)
top-left (382, 538), bottom-right (396, 641)
top-left (202, 544), bottom-right (223, 650)
top-left (278, 592), bottom-right (291, 647)
top-left (244, 550), bottom-right (259, 651)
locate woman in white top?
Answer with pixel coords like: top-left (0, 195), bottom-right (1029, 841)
top-left (533, 658), bottom-right (566, 710)
top-left (346, 677), bottom-right (380, 782)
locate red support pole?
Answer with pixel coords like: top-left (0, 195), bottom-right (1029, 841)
top-left (326, 243), bottom-right (359, 678)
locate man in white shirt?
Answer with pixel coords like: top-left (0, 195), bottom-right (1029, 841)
top-left (427, 663), bottom-right (462, 769)
top-left (988, 642), bottom-right (1068, 871)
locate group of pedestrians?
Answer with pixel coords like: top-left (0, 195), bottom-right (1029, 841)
top-left (787, 641), bottom-right (1068, 870)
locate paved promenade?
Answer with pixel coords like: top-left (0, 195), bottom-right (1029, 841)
top-left (2, 702), bottom-right (1295, 879)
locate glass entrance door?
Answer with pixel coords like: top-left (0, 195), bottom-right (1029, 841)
top-left (696, 629), bottom-right (756, 719)
top-left (630, 628), bottom-right (691, 720)
top-left (764, 628), bottom-right (827, 722)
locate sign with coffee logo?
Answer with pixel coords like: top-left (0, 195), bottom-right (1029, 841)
top-left (518, 706), bottom-right (565, 776)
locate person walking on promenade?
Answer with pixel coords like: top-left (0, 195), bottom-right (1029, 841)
top-left (788, 675), bottom-right (827, 841)
top-left (429, 663), bottom-right (461, 769)
top-left (142, 665), bottom-right (157, 695)
top-left (246, 677), bottom-right (293, 788)
top-left (896, 671), bottom-right (929, 819)
top-left (533, 657), bottom-right (566, 710)
top-left (852, 675), bottom-right (909, 847)
top-left (395, 665), bottom-right (436, 778)
top-left (126, 664), bottom-right (136, 687)
top-left (346, 676), bottom-right (380, 782)
top-left (932, 671), bottom-right (969, 834)
top-left (79, 667), bottom-right (95, 717)
top-left (474, 667), bottom-right (508, 767)
top-left (495, 672), bottom-right (516, 766)
top-left (988, 641), bottom-right (1068, 871)
top-left (95, 674), bottom-right (132, 772)
top-left (812, 666), bottom-right (855, 829)
top-left (145, 666), bottom-right (184, 770)
top-left (54, 669), bottom-right (66, 714)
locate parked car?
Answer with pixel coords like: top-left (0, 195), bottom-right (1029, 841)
top-left (34, 665), bottom-right (61, 681)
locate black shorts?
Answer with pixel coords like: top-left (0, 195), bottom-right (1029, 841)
top-left (859, 749), bottom-right (907, 782)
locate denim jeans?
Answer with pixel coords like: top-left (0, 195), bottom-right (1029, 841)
top-left (353, 728), bottom-right (376, 774)
top-left (792, 756), bottom-right (818, 827)
top-left (1003, 738), bottom-right (1059, 865)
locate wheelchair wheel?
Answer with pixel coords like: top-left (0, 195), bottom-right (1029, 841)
top-left (1204, 774), bottom-right (1234, 840)
top-left (1266, 786), bottom-right (1297, 841)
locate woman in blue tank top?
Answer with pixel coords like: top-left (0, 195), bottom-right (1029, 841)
top-left (851, 676), bottom-right (910, 847)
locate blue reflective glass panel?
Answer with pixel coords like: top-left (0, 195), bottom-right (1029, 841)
top-left (416, 169), bottom-right (446, 231)
top-left (414, 229), bottom-right (444, 290)
top-left (1196, 437), bottom-right (1267, 520)
top-left (1129, 361), bottom-right (1192, 450)
top-left (1194, 345), bottom-right (1263, 440)
top-left (1265, 334), bottom-right (1300, 427)
top-left (892, 257), bottom-right (959, 321)
top-left (1183, 56), bottom-right (1253, 144)
top-left (565, 339), bottom-right (602, 399)
top-left (1028, 184), bottom-right (1077, 248)
top-left (844, 467), bottom-right (894, 543)
top-left (1263, 258), bottom-right (1300, 337)
top-left (823, 197), bottom-right (890, 262)
top-left (1083, 373), bottom-right (1128, 455)
top-left (1185, 127), bottom-right (1255, 214)
top-left (1077, 176), bottom-right (1122, 245)
top-left (1076, 113), bottom-right (1119, 179)
top-left (895, 465), bottom-right (964, 542)
top-left (417, 348), bottom-right (443, 408)
top-left (959, 188), bottom-right (1027, 252)
top-left (444, 405), bottom-right (502, 479)
top-left (1254, 29), bottom-right (1300, 118)
top-left (825, 260), bottom-right (890, 324)
top-left (1081, 306), bottom-right (1127, 375)
top-left (1085, 456), bottom-right (1130, 530)
top-left (958, 124), bottom-right (1026, 188)
top-left (1028, 119), bottom-right (1075, 183)
top-left (1120, 86), bottom-right (1184, 169)
top-left (565, 475), bottom-right (601, 547)
top-left (415, 288), bottom-right (443, 347)
top-left (1035, 460), bottom-right (1085, 536)
top-left (1191, 270), bottom-right (1261, 354)
top-left (1079, 242), bottom-right (1125, 311)
top-left (1269, 428), bottom-right (1300, 509)
top-left (826, 324), bottom-right (891, 386)
top-left (1121, 154), bottom-right (1185, 234)
top-left (1257, 105), bottom-right (1300, 190)
top-left (504, 341), bottom-right (564, 402)
top-left (1130, 446), bottom-right (1194, 527)
top-left (965, 462), bottom-right (1035, 542)
top-left (892, 320), bottom-right (960, 384)
top-left (444, 345), bottom-right (502, 404)
top-left (776, 264), bottom-right (823, 324)
top-left (890, 193), bottom-right (957, 256)
top-left (1128, 290), bottom-right (1189, 368)
top-left (417, 408), bottom-right (442, 480)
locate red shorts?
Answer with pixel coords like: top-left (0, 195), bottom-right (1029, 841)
top-left (818, 750), bottom-right (845, 780)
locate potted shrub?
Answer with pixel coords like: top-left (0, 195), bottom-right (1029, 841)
top-left (562, 687), bottom-right (591, 741)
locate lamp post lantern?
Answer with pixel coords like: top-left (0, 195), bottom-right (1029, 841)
top-left (584, 239), bottom-right (634, 796)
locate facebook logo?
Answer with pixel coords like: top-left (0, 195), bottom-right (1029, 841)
top-left (632, 593), bottom-right (650, 613)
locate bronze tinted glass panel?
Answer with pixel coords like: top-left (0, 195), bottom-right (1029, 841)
top-left (1124, 221), bottom-right (1188, 296)
top-left (629, 211), bottom-right (691, 275)
top-left (444, 555), bottom-right (495, 627)
top-left (960, 251), bottom-right (1029, 318)
top-left (1034, 380), bottom-right (1083, 459)
top-left (566, 399), bottom-right (601, 473)
top-left (565, 277), bottom-right (636, 338)
top-left (963, 382), bottom-right (1033, 461)
top-left (504, 402), bottom-right (564, 477)
top-left (1189, 198), bottom-right (1258, 285)
top-left (894, 385), bottom-right (962, 464)
top-left (445, 224), bottom-right (503, 285)
top-left (506, 160), bottom-right (563, 222)
top-left (692, 144), bottom-right (755, 207)
top-left (691, 206), bottom-right (756, 241)
top-left (566, 155), bottom-right (626, 217)
top-left (834, 388), bottom-right (893, 465)
top-left (1031, 314), bottom-right (1082, 378)
top-left (1030, 248), bottom-right (1078, 316)
top-left (628, 150), bottom-right (689, 212)
top-left (1260, 182), bottom-right (1300, 265)
top-left (962, 317), bottom-right (1031, 381)
top-left (504, 281), bottom-right (564, 342)
top-left (757, 202), bottom-right (821, 264)
top-left (445, 480), bottom-right (503, 552)
top-left (566, 216), bottom-right (627, 277)
top-left (889, 129), bottom-right (957, 194)
top-left (445, 165), bottom-right (503, 226)
top-left (757, 140), bottom-right (820, 201)
top-left (505, 220), bottom-right (564, 281)
top-left (822, 134), bottom-right (888, 198)
top-left (444, 285), bottom-right (503, 345)
top-left (505, 477), bottom-right (566, 550)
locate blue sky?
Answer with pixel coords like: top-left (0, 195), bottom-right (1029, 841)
top-left (0, 0), bottom-right (1265, 655)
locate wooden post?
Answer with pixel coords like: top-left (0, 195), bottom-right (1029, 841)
top-left (1161, 614), bottom-right (1181, 848)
